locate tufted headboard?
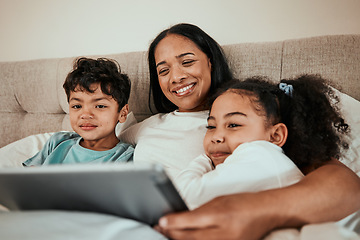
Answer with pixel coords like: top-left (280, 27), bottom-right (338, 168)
top-left (0, 34), bottom-right (359, 148)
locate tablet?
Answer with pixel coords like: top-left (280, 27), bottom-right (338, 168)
top-left (0, 163), bottom-right (188, 225)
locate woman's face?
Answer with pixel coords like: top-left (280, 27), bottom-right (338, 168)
top-left (154, 34), bottom-right (212, 112)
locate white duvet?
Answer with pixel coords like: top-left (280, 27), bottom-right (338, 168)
top-left (0, 93), bottom-right (359, 239)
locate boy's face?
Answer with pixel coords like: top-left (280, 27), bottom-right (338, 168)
top-left (204, 91), bottom-right (272, 166)
top-left (68, 83), bottom-right (128, 150)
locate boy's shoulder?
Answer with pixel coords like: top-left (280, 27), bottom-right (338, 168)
top-left (51, 131), bottom-right (80, 140)
top-left (48, 131), bottom-right (80, 146)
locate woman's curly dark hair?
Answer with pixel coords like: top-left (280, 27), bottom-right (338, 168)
top-left (209, 75), bottom-right (349, 171)
top-left (63, 57), bottom-right (131, 111)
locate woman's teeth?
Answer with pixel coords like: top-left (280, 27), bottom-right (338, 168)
top-left (176, 84), bottom-right (194, 94)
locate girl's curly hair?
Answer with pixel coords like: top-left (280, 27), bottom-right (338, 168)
top-left (209, 75), bottom-right (349, 171)
top-left (278, 74), bottom-right (348, 170)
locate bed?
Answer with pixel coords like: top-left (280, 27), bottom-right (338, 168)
top-left (0, 34), bottom-right (359, 239)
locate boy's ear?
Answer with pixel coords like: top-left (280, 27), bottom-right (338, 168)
top-left (118, 104), bottom-right (129, 123)
top-left (269, 123), bottom-right (288, 147)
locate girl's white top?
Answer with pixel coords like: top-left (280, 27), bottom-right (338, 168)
top-left (175, 141), bottom-right (304, 209)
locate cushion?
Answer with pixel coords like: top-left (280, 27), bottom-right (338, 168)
top-left (336, 89), bottom-right (360, 175)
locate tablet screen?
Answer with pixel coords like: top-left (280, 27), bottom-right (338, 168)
top-left (0, 163), bottom-right (188, 225)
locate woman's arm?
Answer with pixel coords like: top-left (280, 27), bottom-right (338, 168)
top-left (157, 159), bottom-right (360, 240)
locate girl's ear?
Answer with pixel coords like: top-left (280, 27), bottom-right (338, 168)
top-left (269, 123), bottom-right (288, 147)
top-left (118, 104), bottom-right (129, 123)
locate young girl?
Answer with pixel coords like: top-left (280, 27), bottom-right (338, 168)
top-left (175, 75), bottom-right (349, 209)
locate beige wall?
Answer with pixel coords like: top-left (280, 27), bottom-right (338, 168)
top-left (1, 0), bottom-right (360, 62)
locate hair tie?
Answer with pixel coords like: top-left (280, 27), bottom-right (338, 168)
top-left (279, 83), bottom-right (293, 97)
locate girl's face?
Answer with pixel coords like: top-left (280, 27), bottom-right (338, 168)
top-left (204, 91), bottom-right (273, 166)
top-left (154, 34), bottom-right (212, 112)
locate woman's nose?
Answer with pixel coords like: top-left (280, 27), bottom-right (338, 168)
top-left (170, 66), bottom-right (186, 83)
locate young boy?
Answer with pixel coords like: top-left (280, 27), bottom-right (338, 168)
top-left (23, 57), bottom-right (134, 166)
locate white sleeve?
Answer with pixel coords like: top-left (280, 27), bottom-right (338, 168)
top-left (174, 154), bottom-right (214, 209)
top-left (175, 141), bottom-right (303, 210)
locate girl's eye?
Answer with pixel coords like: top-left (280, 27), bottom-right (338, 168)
top-left (206, 125), bottom-right (216, 130)
top-left (96, 105), bottom-right (107, 109)
top-left (228, 123), bottom-right (241, 128)
top-left (71, 105), bottom-right (81, 109)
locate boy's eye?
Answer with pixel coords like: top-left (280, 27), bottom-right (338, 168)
top-left (96, 105), bottom-right (107, 109)
top-left (71, 105), bottom-right (81, 109)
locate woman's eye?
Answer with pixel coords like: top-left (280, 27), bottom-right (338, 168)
top-left (183, 60), bottom-right (195, 66)
top-left (228, 123), bottom-right (241, 128)
top-left (158, 68), bottom-right (169, 76)
top-left (71, 105), bottom-right (81, 109)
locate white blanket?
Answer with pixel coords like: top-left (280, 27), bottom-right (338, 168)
top-left (0, 210), bottom-right (167, 240)
top-left (0, 95), bottom-right (359, 239)
top-left (0, 210), bottom-right (359, 240)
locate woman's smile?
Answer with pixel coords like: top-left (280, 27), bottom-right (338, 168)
top-left (172, 83), bottom-right (196, 96)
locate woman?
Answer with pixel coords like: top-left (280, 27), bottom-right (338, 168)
top-left (119, 23), bottom-right (232, 179)
top-left (120, 23), bottom-right (360, 240)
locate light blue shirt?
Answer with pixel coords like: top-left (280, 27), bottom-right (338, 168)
top-left (23, 132), bottom-right (134, 166)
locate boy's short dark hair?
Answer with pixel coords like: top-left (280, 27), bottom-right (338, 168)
top-left (63, 57), bottom-right (131, 111)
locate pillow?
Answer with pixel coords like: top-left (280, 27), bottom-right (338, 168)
top-left (0, 112), bottom-right (137, 168)
top-left (0, 132), bottom-right (55, 167)
top-left (335, 89), bottom-right (360, 176)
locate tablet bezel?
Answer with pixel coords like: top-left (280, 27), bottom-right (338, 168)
top-left (0, 163), bottom-right (188, 225)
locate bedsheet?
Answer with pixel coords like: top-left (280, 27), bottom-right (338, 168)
top-left (0, 210), bottom-right (167, 240)
top-left (0, 210), bottom-right (359, 240)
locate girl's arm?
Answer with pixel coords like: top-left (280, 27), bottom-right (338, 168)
top-left (158, 159), bottom-right (360, 240)
top-left (176, 142), bottom-right (303, 210)
top-left (174, 154), bottom-right (213, 209)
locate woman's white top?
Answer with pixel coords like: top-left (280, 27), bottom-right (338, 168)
top-left (119, 110), bottom-right (208, 180)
